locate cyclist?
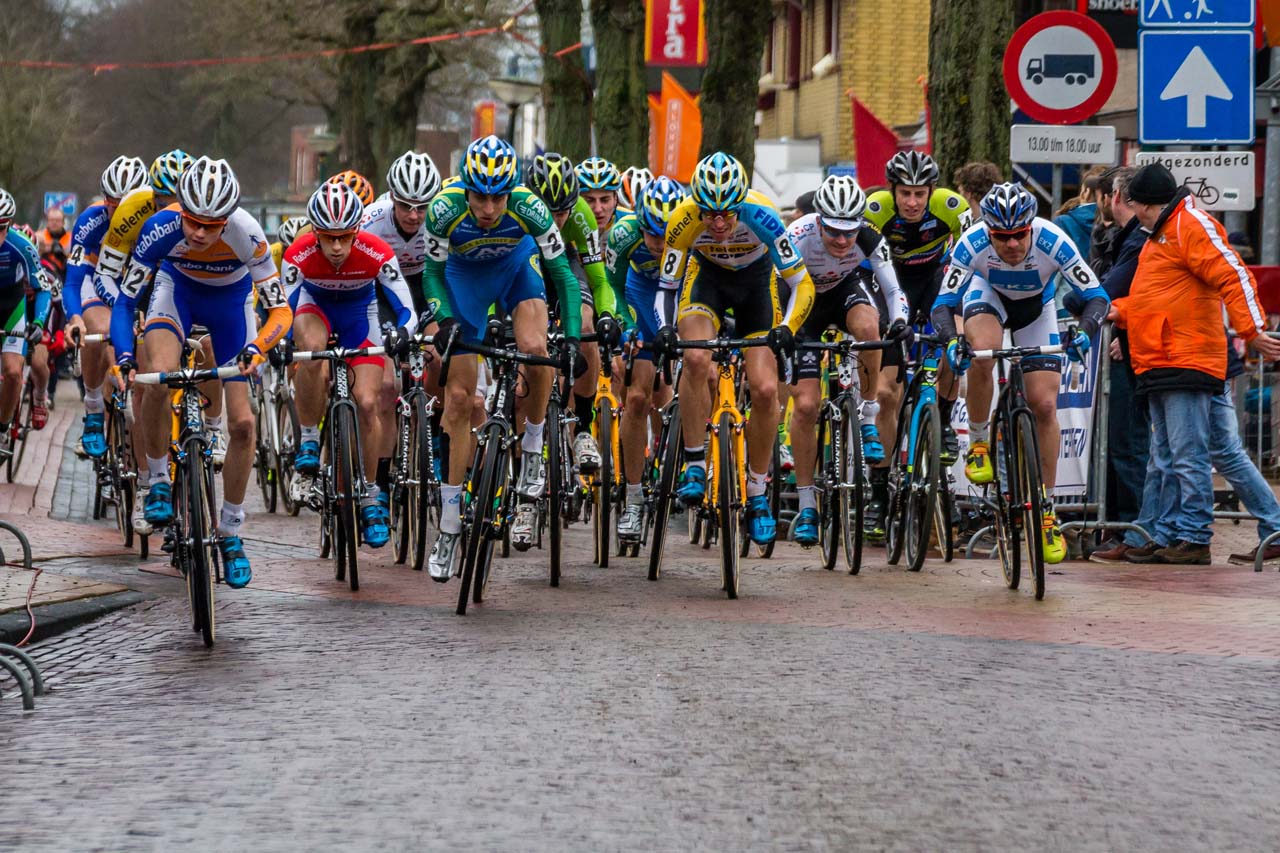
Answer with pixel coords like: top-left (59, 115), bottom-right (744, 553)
top-left (63, 156), bottom-right (150, 459)
top-left (11, 223), bottom-right (56, 432)
top-left (931, 182), bottom-right (1109, 565)
top-left (576, 157), bottom-right (624, 237)
top-left (111, 157), bottom-right (292, 588)
top-left (609, 175), bottom-right (685, 542)
top-left (862, 150), bottom-right (971, 541)
top-left (619, 166), bottom-right (653, 213)
top-left (526, 152), bottom-right (625, 476)
top-left (271, 216), bottom-right (309, 272)
top-left (284, 180), bottom-right (418, 549)
top-left (0, 192), bottom-right (52, 456)
top-left (655, 151), bottom-right (816, 546)
top-left (786, 175), bottom-right (910, 546)
top-left (422, 135), bottom-right (582, 580)
top-left (329, 169), bottom-right (376, 206)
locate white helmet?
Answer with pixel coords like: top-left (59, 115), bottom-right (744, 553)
top-left (813, 175), bottom-right (867, 230)
top-left (101, 156), bottom-right (149, 201)
top-left (179, 157), bottom-right (241, 221)
top-left (276, 216), bottom-right (307, 246)
top-left (307, 180), bottom-right (364, 233)
top-left (0, 188), bottom-right (15, 224)
top-left (386, 151), bottom-right (442, 205)
top-left (620, 166), bottom-right (654, 210)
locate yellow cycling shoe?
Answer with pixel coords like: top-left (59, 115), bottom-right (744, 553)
top-left (964, 440), bottom-right (994, 484)
top-left (1042, 512), bottom-right (1066, 564)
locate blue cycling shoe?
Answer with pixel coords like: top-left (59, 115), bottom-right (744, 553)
top-left (361, 501), bottom-right (390, 548)
top-left (746, 495), bottom-right (776, 545)
top-left (295, 440), bottom-right (320, 475)
top-left (860, 424), bottom-right (885, 465)
top-left (676, 465), bottom-right (707, 505)
top-left (219, 536), bottom-right (252, 588)
top-left (82, 413), bottom-right (107, 459)
top-left (794, 507), bottom-right (819, 547)
top-left (144, 481), bottom-right (175, 526)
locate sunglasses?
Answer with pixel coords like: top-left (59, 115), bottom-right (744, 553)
top-left (392, 196), bottom-right (430, 214)
top-left (989, 226), bottom-right (1030, 242)
top-left (181, 212), bottom-right (227, 229)
top-left (819, 221), bottom-right (859, 239)
top-left (698, 209), bottom-right (737, 224)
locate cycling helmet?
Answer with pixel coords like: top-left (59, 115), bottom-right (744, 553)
top-left (386, 151), bottom-right (441, 205)
top-left (575, 156), bottom-right (622, 193)
top-left (101, 155), bottom-right (149, 201)
top-left (328, 169), bottom-right (376, 206)
top-left (308, 180), bottom-right (364, 234)
top-left (149, 149), bottom-right (194, 196)
top-left (460, 135), bottom-right (519, 195)
top-left (884, 150), bottom-right (940, 187)
top-left (0, 189), bottom-right (15, 224)
top-left (813, 175), bottom-right (867, 230)
top-left (178, 156), bottom-right (241, 221)
top-left (527, 153), bottom-right (579, 212)
top-left (276, 216), bottom-right (307, 246)
top-left (619, 166), bottom-right (654, 210)
top-left (979, 182), bottom-right (1038, 231)
top-left (690, 152), bottom-right (749, 213)
top-left (637, 176), bottom-right (688, 236)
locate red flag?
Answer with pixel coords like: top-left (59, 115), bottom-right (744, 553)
top-left (851, 96), bottom-right (901, 188)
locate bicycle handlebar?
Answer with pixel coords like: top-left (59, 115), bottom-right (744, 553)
top-left (793, 338), bottom-right (898, 353)
top-left (135, 365), bottom-right (243, 386)
top-left (291, 345), bottom-right (387, 363)
top-left (969, 343), bottom-right (1067, 360)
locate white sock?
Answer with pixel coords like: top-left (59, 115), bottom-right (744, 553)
top-left (626, 483), bottom-right (643, 506)
top-left (300, 425), bottom-right (319, 444)
top-left (147, 455), bottom-right (170, 484)
top-left (138, 469), bottom-right (151, 490)
top-left (684, 448), bottom-right (705, 472)
top-left (797, 485), bottom-right (817, 512)
top-left (522, 419), bottom-right (544, 454)
top-left (84, 387), bottom-right (104, 414)
top-left (969, 420), bottom-right (990, 444)
top-left (861, 399), bottom-right (880, 426)
top-left (219, 500), bottom-right (245, 536)
top-left (440, 483), bottom-right (463, 534)
top-left (746, 468), bottom-right (769, 498)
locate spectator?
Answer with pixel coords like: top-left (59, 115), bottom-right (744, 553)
top-left (952, 161), bottom-right (1001, 213)
top-left (1228, 231), bottom-right (1255, 263)
top-left (1053, 165), bottom-right (1107, 257)
top-left (794, 190), bottom-right (816, 218)
top-left (38, 206), bottom-right (70, 281)
top-left (1088, 167), bottom-right (1121, 274)
top-left (1109, 162), bottom-right (1280, 565)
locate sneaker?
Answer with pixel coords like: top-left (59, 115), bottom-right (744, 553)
top-left (82, 412), bottom-right (107, 458)
top-left (428, 530), bottom-right (460, 582)
top-left (940, 422), bottom-right (960, 465)
top-left (617, 503), bottom-right (643, 542)
top-left (863, 498), bottom-right (886, 544)
top-left (209, 430), bottom-right (228, 469)
top-left (860, 424), bottom-right (885, 465)
top-left (295, 440), bottom-right (321, 475)
top-left (964, 440), bottom-right (994, 484)
top-left (144, 481), bottom-right (175, 526)
top-left (360, 501), bottom-right (390, 549)
top-left (573, 432), bottom-right (601, 474)
top-left (132, 488), bottom-right (154, 536)
top-left (1089, 539), bottom-right (1134, 564)
top-left (31, 401), bottom-right (48, 430)
top-left (676, 465), bottom-right (706, 505)
top-left (746, 494), bottom-right (776, 545)
top-left (1156, 539), bottom-right (1211, 565)
top-left (511, 502), bottom-right (537, 551)
top-left (290, 472), bottom-right (313, 505)
top-left (1124, 541), bottom-right (1167, 564)
top-left (794, 506), bottom-right (819, 547)
top-left (779, 442), bottom-right (795, 473)
top-left (218, 536), bottom-right (252, 588)
top-left (0, 428), bottom-right (10, 458)
top-left (517, 452), bottom-right (547, 500)
top-left (161, 527), bottom-right (176, 554)
top-left (1041, 511), bottom-right (1066, 564)
top-left (1228, 543), bottom-right (1280, 566)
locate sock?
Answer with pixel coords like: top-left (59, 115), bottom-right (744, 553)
top-left (573, 393), bottom-right (594, 436)
top-left (969, 420), bottom-right (990, 444)
top-left (362, 484), bottom-right (381, 507)
top-left (148, 455), bottom-right (170, 484)
top-left (626, 482), bottom-right (643, 506)
top-left (218, 500), bottom-right (245, 536)
top-left (204, 412), bottom-right (225, 432)
top-left (797, 484), bottom-right (817, 512)
top-left (138, 468), bottom-right (151, 490)
top-left (376, 457), bottom-right (391, 493)
top-left (440, 483), bottom-right (463, 533)
top-left (84, 386), bottom-right (104, 414)
top-left (746, 468), bottom-right (769, 498)
top-left (861, 399), bottom-right (880, 426)
top-left (684, 446), bottom-right (705, 471)
top-left (522, 419), bottom-right (544, 454)
top-left (300, 425), bottom-right (320, 445)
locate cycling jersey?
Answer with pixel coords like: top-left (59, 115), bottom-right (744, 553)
top-left (864, 188), bottom-right (970, 283)
top-left (421, 184), bottom-right (581, 339)
top-left (93, 187), bottom-right (164, 306)
top-left (604, 212), bottom-right (658, 348)
top-left (657, 190), bottom-right (815, 333)
top-left (361, 197), bottom-right (428, 279)
top-left (787, 213), bottom-right (907, 325)
top-left (1, 229), bottom-right (51, 332)
top-left (62, 202), bottom-right (112, 318)
top-left (555, 196), bottom-right (617, 317)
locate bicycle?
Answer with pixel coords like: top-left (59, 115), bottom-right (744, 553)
top-left (260, 351), bottom-right (303, 517)
top-left (1, 332), bottom-right (34, 483)
top-left (584, 331), bottom-right (626, 565)
top-left (135, 356), bottom-right (242, 647)
top-left (794, 334), bottom-right (895, 574)
top-left (885, 333), bottom-right (957, 573)
top-left (290, 340), bottom-right (385, 592)
top-left (388, 333), bottom-right (440, 572)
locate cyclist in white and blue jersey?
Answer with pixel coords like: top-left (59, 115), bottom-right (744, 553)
top-left (0, 190), bottom-right (53, 455)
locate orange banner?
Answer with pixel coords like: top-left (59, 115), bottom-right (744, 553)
top-left (472, 101), bottom-right (496, 139)
top-left (657, 72), bottom-right (702, 183)
top-left (1264, 0), bottom-right (1280, 47)
top-left (645, 0), bottom-right (707, 66)
top-left (648, 95), bottom-right (663, 177)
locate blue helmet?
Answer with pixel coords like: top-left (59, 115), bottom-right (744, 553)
top-left (637, 176), bottom-right (688, 236)
top-left (575, 156), bottom-right (622, 192)
top-left (690, 152), bottom-right (749, 214)
top-left (149, 149), bottom-right (194, 196)
top-left (460, 135), bottom-right (519, 195)
top-left (979, 182), bottom-right (1037, 231)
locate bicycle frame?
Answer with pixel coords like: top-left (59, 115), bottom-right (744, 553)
top-left (708, 348), bottom-right (748, 516)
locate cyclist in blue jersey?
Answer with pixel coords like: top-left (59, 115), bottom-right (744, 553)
top-left (0, 189), bottom-right (53, 457)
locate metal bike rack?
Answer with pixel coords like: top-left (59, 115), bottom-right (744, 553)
top-left (0, 520), bottom-right (45, 710)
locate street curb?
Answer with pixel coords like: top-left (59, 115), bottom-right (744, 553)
top-left (0, 590), bottom-right (149, 646)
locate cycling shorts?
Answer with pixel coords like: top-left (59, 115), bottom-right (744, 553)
top-left (444, 234), bottom-right (546, 345)
top-left (624, 274), bottom-right (660, 362)
top-left (297, 285), bottom-right (384, 369)
top-left (143, 265), bottom-right (256, 381)
top-left (2, 289), bottom-right (27, 357)
top-left (962, 276), bottom-right (1061, 374)
top-left (80, 274), bottom-right (107, 314)
top-left (678, 253), bottom-right (780, 339)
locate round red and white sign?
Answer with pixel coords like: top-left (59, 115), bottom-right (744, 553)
top-left (1003, 11), bottom-right (1118, 125)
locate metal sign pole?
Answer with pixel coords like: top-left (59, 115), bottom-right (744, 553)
top-left (1051, 163), bottom-right (1064, 213)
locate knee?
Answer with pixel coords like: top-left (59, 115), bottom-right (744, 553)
top-left (1030, 392), bottom-right (1056, 423)
top-left (752, 377), bottom-right (778, 411)
top-left (515, 329), bottom-right (548, 358)
top-left (445, 384), bottom-right (475, 422)
top-left (792, 395), bottom-right (819, 427)
top-left (625, 386), bottom-right (651, 416)
top-left (2, 363), bottom-right (21, 384)
top-left (877, 384), bottom-right (899, 410)
top-left (227, 410), bottom-right (254, 443)
top-left (683, 351), bottom-right (711, 381)
top-left (850, 314), bottom-right (879, 342)
top-left (354, 386), bottom-right (380, 416)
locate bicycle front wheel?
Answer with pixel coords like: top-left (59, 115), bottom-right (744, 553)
top-left (411, 395), bottom-right (433, 572)
top-left (718, 413), bottom-right (741, 599)
top-left (180, 449), bottom-right (215, 647)
top-left (817, 408), bottom-right (839, 571)
top-left (993, 416), bottom-right (1022, 591)
top-left (647, 405), bottom-right (682, 582)
top-left (548, 398), bottom-right (565, 587)
top-left (1014, 410), bottom-right (1046, 600)
top-left (905, 401), bottom-right (941, 572)
top-left (331, 406), bottom-right (360, 591)
top-left (840, 397), bottom-right (866, 574)
top-left (458, 425), bottom-right (505, 615)
top-left (594, 399), bottom-right (614, 568)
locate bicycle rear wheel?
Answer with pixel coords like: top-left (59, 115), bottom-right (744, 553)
top-left (548, 399), bottom-right (565, 587)
top-left (331, 406), bottom-right (360, 591)
top-left (594, 399), bottom-right (615, 568)
top-left (253, 381), bottom-right (277, 513)
top-left (718, 412), bottom-right (741, 599)
top-left (817, 410), bottom-right (839, 571)
top-left (391, 400), bottom-right (415, 565)
top-left (905, 401), bottom-right (941, 572)
top-left (5, 379), bottom-right (31, 482)
top-left (994, 415), bottom-right (1022, 590)
top-left (756, 439), bottom-right (783, 558)
top-left (108, 402), bottom-right (134, 548)
top-left (1014, 410), bottom-right (1046, 600)
top-left (647, 405), bottom-right (682, 582)
top-left (276, 388), bottom-right (302, 517)
top-left (840, 397), bottom-right (865, 574)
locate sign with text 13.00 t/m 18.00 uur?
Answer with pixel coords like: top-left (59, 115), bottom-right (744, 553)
top-left (1010, 125), bottom-right (1117, 165)
top-left (1004, 11), bottom-right (1118, 124)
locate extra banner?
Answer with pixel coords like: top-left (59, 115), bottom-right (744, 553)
top-left (645, 0), bottom-right (707, 67)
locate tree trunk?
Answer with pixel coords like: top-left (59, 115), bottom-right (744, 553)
top-left (335, 4), bottom-right (381, 179)
top-left (699, 0), bottom-right (770, 173)
top-left (927, 0), bottom-right (1014, 185)
top-left (589, 0), bottom-right (649, 167)
top-left (536, 0), bottom-right (593, 160)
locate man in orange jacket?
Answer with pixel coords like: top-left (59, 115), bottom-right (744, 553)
top-left (1109, 163), bottom-right (1280, 564)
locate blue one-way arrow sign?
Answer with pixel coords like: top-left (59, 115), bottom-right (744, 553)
top-left (1139, 29), bottom-right (1255, 144)
top-left (1141, 0), bottom-right (1255, 28)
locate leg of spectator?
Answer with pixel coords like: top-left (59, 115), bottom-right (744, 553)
top-left (1125, 394), bottom-right (1172, 548)
top-left (1160, 389), bottom-right (1214, 546)
top-left (1209, 385), bottom-right (1280, 543)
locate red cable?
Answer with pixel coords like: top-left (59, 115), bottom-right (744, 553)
top-left (16, 566), bottom-right (41, 648)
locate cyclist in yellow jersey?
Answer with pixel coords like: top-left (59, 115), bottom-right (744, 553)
top-left (653, 152), bottom-right (815, 546)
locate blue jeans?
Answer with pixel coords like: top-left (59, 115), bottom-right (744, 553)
top-left (1126, 390), bottom-right (1213, 546)
top-left (1209, 384), bottom-right (1280, 542)
top-left (1125, 413), bottom-right (1174, 547)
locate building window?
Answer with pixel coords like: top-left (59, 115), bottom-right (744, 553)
top-left (763, 17), bottom-right (774, 76)
top-left (785, 2), bottom-right (802, 86)
top-left (823, 0), bottom-right (838, 59)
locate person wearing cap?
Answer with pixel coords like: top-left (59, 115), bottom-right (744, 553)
top-left (1109, 162), bottom-right (1280, 565)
